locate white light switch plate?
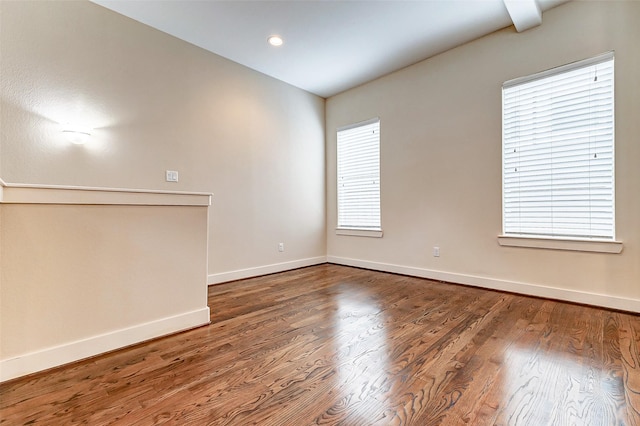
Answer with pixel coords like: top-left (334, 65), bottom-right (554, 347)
top-left (166, 170), bottom-right (179, 182)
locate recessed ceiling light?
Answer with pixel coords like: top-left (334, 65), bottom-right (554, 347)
top-left (267, 35), bottom-right (283, 47)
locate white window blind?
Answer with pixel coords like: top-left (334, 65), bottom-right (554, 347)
top-left (502, 52), bottom-right (615, 240)
top-left (337, 118), bottom-right (381, 230)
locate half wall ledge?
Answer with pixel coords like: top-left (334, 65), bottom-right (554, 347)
top-left (0, 181), bottom-right (212, 382)
top-left (0, 181), bottom-right (212, 206)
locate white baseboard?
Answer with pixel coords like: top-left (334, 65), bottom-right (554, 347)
top-left (0, 307), bottom-right (210, 383)
top-left (327, 256), bottom-right (640, 313)
top-left (208, 256), bottom-right (327, 285)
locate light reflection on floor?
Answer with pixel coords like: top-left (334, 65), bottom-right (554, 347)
top-left (333, 289), bottom-right (390, 407)
top-left (501, 345), bottom-right (622, 425)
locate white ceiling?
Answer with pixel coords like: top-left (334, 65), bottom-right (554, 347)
top-left (90, 0), bottom-right (568, 98)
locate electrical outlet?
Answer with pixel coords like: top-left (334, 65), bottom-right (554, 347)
top-left (166, 170), bottom-right (179, 182)
top-left (433, 246), bottom-right (440, 257)
top-left (278, 243), bottom-right (284, 252)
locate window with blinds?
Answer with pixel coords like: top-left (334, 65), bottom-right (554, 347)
top-left (502, 52), bottom-right (615, 240)
top-left (337, 118), bottom-right (381, 230)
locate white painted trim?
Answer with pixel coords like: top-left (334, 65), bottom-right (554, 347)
top-left (337, 117), bottom-right (380, 132)
top-left (0, 307), bottom-right (210, 383)
top-left (208, 256), bottom-right (327, 285)
top-left (336, 228), bottom-right (383, 238)
top-left (504, 51), bottom-right (614, 88)
top-left (0, 182), bottom-right (212, 206)
top-left (498, 235), bottom-right (623, 253)
top-left (327, 256), bottom-right (640, 313)
top-left (0, 177), bottom-right (6, 201)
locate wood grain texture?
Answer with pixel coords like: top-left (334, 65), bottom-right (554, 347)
top-left (1, 264), bottom-right (639, 425)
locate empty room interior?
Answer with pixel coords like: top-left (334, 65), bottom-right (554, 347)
top-left (1, 0), bottom-right (639, 424)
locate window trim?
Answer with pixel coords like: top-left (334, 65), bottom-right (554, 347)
top-left (503, 52), bottom-right (614, 89)
top-left (501, 52), bottom-right (618, 247)
top-left (335, 228), bottom-right (383, 238)
top-left (336, 117), bottom-right (383, 237)
top-left (497, 235), bottom-right (622, 253)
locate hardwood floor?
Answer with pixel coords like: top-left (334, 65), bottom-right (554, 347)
top-left (1, 264), bottom-right (639, 425)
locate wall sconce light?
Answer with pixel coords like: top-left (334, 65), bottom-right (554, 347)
top-left (62, 125), bottom-right (92, 145)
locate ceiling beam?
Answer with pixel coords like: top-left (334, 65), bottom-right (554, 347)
top-left (503, 0), bottom-right (542, 32)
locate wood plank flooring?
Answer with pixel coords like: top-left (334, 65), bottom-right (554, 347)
top-left (1, 264), bottom-right (639, 425)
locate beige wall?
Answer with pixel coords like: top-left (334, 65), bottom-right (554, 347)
top-left (0, 0), bottom-right (326, 279)
top-left (2, 0), bottom-right (638, 382)
top-left (0, 186), bottom-right (212, 381)
top-left (326, 1), bottom-right (640, 310)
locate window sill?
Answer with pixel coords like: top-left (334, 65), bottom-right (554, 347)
top-left (498, 235), bottom-right (623, 254)
top-left (336, 228), bottom-right (383, 238)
